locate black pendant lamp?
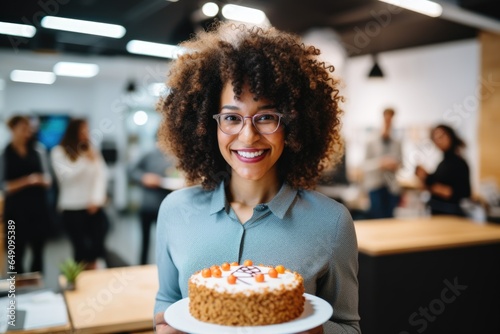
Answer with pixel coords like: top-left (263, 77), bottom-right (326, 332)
top-left (368, 54), bottom-right (384, 78)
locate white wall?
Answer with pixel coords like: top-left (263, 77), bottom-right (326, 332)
top-left (342, 39), bottom-right (480, 190)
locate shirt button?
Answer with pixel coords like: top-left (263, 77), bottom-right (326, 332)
top-left (255, 204), bottom-right (267, 211)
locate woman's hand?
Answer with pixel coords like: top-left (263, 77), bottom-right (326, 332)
top-left (380, 157), bottom-right (399, 172)
top-left (295, 325), bottom-right (324, 334)
top-left (87, 204), bottom-right (99, 215)
top-left (27, 173), bottom-right (47, 187)
top-left (430, 183), bottom-right (453, 199)
top-left (154, 312), bottom-right (186, 334)
top-left (5, 173), bottom-right (45, 193)
top-left (142, 173), bottom-right (162, 188)
top-left (415, 165), bottom-right (428, 182)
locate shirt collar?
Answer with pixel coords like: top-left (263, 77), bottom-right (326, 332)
top-left (209, 181), bottom-right (298, 220)
top-left (267, 183), bottom-right (297, 219)
top-left (209, 181), bottom-right (227, 215)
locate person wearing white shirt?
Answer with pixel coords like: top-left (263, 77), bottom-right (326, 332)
top-left (363, 108), bottom-right (402, 219)
top-left (51, 119), bottom-right (108, 270)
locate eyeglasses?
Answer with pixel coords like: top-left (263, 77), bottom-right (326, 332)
top-left (212, 112), bottom-right (284, 135)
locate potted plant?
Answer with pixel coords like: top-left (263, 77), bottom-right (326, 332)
top-left (59, 259), bottom-right (85, 291)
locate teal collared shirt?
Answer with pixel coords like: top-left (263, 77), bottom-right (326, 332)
top-left (155, 182), bottom-right (360, 333)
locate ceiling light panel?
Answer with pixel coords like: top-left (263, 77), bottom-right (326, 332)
top-left (41, 16), bottom-right (126, 38)
top-left (126, 40), bottom-right (184, 59)
top-left (10, 70), bottom-right (56, 85)
top-left (0, 21), bottom-right (36, 38)
top-left (53, 62), bottom-right (99, 78)
top-left (378, 0), bottom-right (443, 17)
top-left (221, 4), bottom-right (267, 24)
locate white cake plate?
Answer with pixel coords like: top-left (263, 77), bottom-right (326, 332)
top-left (164, 293), bottom-right (333, 334)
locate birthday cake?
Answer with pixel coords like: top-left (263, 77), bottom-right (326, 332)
top-left (188, 260), bottom-right (305, 326)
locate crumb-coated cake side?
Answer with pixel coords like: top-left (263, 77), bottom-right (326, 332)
top-left (188, 260), bottom-right (305, 326)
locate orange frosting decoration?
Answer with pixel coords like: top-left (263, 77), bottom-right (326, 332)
top-left (202, 268), bottom-right (212, 278)
top-left (255, 273), bottom-right (265, 282)
top-left (227, 275), bottom-right (237, 284)
top-left (268, 268), bottom-right (278, 278)
top-left (212, 268), bottom-right (222, 278)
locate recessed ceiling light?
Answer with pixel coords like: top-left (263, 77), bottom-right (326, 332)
top-left (378, 0), bottom-right (442, 17)
top-left (53, 62), bottom-right (99, 78)
top-left (126, 40), bottom-right (185, 59)
top-left (202, 2), bottom-right (219, 17)
top-left (41, 16), bottom-right (126, 38)
top-left (133, 110), bottom-right (148, 126)
top-left (10, 70), bottom-right (56, 85)
top-left (0, 21), bottom-right (36, 38)
top-left (221, 4), bottom-right (267, 25)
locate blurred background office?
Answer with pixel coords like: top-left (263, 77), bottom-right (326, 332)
top-left (1, 0), bottom-right (500, 293)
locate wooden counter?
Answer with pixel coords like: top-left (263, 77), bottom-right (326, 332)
top-left (61, 265), bottom-right (158, 334)
top-left (355, 216), bottom-right (500, 334)
top-left (355, 215), bottom-right (500, 256)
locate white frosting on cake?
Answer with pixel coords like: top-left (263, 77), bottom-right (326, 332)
top-left (190, 265), bottom-right (300, 295)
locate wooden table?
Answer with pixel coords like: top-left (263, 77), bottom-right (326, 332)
top-left (355, 216), bottom-right (500, 334)
top-left (7, 324), bottom-right (71, 334)
top-left (61, 265), bottom-right (158, 334)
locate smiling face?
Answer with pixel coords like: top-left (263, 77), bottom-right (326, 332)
top-left (217, 82), bottom-right (285, 184)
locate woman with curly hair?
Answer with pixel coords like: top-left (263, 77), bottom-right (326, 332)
top-left (154, 23), bottom-right (360, 334)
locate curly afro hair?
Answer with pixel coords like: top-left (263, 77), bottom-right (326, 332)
top-left (158, 22), bottom-right (344, 190)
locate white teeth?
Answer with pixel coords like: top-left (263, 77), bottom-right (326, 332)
top-left (237, 150), bottom-right (265, 158)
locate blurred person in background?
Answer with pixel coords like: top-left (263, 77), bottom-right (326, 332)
top-left (416, 124), bottom-right (471, 216)
top-left (363, 108), bottom-right (402, 219)
top-left (129, 142), bottom-right (175, 265)
top-left (50, 118), bottom-right (109, 270)
top-left (1, 115), bottom-right (51, 273)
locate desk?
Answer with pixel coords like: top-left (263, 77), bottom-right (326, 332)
top-left (7, 324), bottom-right (71, 334)
top-left (3, 290), bottom-right (71, 334)
top-left (61, 265), bottom-right (158, 334)
top-left (355, 216), bottom-right (500, 334)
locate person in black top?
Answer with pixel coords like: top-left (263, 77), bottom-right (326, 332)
top-left (1, 115), bottom-right (52, 273)
top-left (416, 124), bottom-right (471, 216)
